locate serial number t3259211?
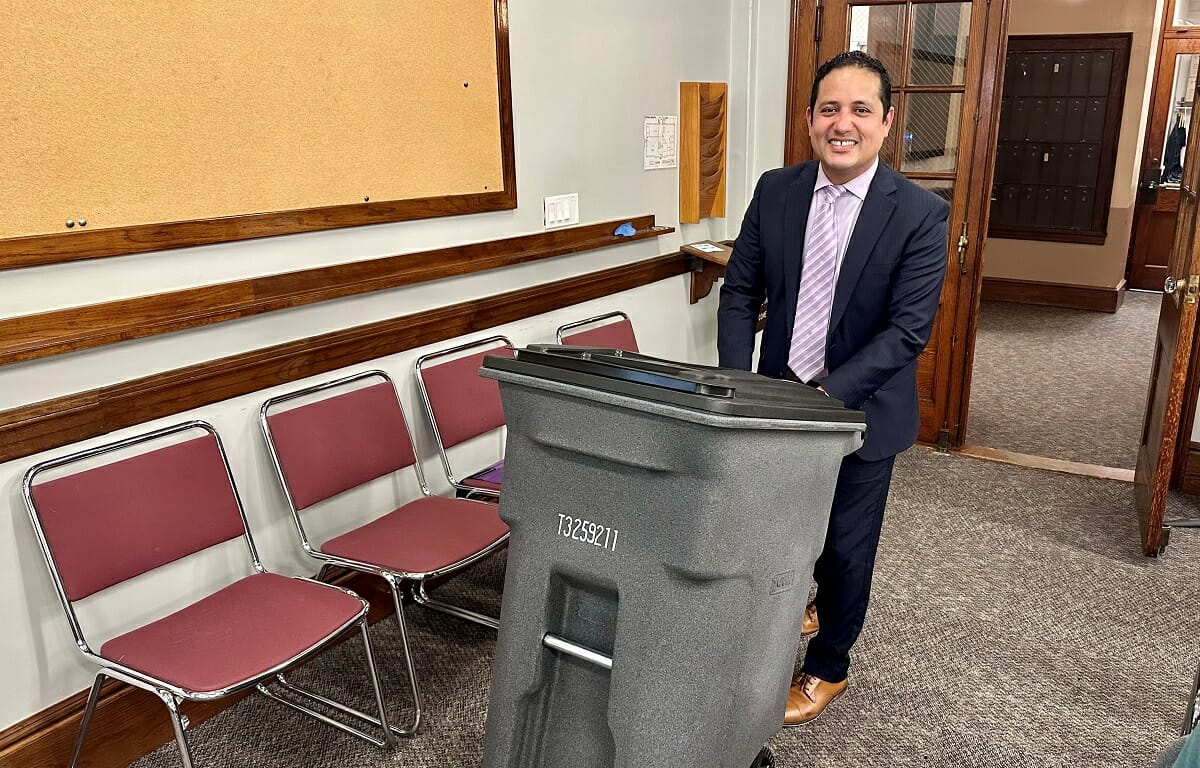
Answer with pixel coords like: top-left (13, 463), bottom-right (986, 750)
top-left (556, 513), bottom-right (619, 552)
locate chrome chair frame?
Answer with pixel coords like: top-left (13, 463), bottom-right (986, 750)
top-left (260, 370), bottom-right (509, 735)
top-left (23, 421), bottom-right (400, 768)
top-left (555, 310), bottom-right (635, 346)
top-left (413, 335), bottom-right (512, 499)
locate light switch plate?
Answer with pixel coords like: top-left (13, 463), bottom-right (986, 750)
top-left (544, 193), bottom-right (579, 228)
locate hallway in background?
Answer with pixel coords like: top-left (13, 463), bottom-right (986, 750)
top-left (966, 291), bottom-right (1160, 469)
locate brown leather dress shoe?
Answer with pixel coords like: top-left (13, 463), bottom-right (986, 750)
top-left (783, 673), bottom-right (847, 726)
top-left (800, 603), bottom-right (819, 638)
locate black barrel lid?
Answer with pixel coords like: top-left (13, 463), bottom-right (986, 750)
top-left (480, 345), bottom-right (865, 423)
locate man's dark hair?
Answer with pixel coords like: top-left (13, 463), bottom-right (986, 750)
top-left (809, 50), bottom-right (892, 117)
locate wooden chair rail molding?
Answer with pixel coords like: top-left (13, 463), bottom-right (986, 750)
top-left (0, 189), bottom-right (520, 272)
top-left (2, 216), bottom-right (672, 366)
top-left (0, 253), bottom-right (690, 465)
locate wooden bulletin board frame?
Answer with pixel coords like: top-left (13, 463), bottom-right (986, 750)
top-left (0, 0), bottom-right (516, 271)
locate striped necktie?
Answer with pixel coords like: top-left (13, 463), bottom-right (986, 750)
top-left (788, 184), bottom-right (845, 382)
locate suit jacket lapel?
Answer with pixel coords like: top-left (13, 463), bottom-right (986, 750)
top-left (783, 163), bottom-right (818, 325)
top-left (829, 166), bottom-right (898, 332)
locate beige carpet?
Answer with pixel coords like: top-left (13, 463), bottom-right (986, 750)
top-left (966, 292), bottom-right (1160, 469)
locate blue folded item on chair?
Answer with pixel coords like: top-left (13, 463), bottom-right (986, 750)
top-left (613, 222), bottom-right (636, 237)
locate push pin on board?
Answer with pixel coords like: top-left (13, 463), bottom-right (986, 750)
top-left (65, 219), bottom-right (75, 228)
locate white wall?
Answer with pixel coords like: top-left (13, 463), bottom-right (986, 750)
top-left (728, 0), bottom-right (793, 229)
top-left (0, 0), bottom-right (803, 731)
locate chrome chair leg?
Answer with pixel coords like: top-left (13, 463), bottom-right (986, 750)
top-left (384, 573), bottom-right (424, 736)
top-left (463, 487), bottom-right (500, 502)
top-left (160, 690), bottom-right (195, 768)
top-left (255, 607), bottom-right (413, 745)
top-left (258, 659), bottom-right (410, 746)
top-left (412, 580), bottom-right (499, 630)
top-left (359, 621), bottom-right (397, 746)
top-left (69, 673), bottom-right (106, 768)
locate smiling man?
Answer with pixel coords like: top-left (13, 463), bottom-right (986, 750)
top-left (717, 51), bottom-right (949, 726)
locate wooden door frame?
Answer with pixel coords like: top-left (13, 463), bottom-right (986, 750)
top-left (1144, 5), bottom-right (1200, 488)
top-left (1176, 308), bottom-right (1200, 484)
top-left (1135, 64), bottom-right (1200, 555)
top-left (783, 0), bottom-right (1011, 448)
top-left (945, 0), bottom-right (1011, 447)
top-left (784, 1), bottom-right (819, 167)
top-left (1129, 34), bottom-right (1200, 293)
top-left (1130, 0), bottom-right (1200, 284)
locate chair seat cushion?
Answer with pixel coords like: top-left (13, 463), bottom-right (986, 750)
top-left (321, 496), bottom-right (509, 576)
top-left (100, 573), bottom-right (364, 694)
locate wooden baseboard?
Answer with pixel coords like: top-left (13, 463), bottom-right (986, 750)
top-left (1181, 442), bottom-right (1200, 495)
top-left (981, 276), bottom-right (1127, 313)
top-left (0, 570), bottom-right (400, 768)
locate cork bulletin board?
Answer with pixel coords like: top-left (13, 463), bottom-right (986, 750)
top-left (1, 0), bottom-right (516, 268)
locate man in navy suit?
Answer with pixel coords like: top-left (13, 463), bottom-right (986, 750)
top-left (717, 51), bottom-right (948, 725)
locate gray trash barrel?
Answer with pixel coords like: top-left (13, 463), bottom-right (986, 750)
top-left (478, 346), bottom-right (866, 768)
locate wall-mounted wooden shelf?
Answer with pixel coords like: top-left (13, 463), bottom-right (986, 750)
top-left (682, 240), bottom-right (732, 303)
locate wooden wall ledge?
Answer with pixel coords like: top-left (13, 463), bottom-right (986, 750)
top-left (1, 217), bottom-right (673, 365)
top-left (0, 253), bottom-right (690, 465)
top-left (682, 240), bottom-right (733, 303)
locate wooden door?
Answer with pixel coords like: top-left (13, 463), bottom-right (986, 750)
top-left (1129, 40), bottom-right (1200, 291)
top-left (1135, 76), bottom-right (1200, 557)
top-left (786, 0), bottom-right (1009, 448)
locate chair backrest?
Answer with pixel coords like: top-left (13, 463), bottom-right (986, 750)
top-left (415, 336), bottom-right (513, 451)
top-left (556, 312), bottom-right (639, 352)
top-left (24, 422), bottom-right (249, 604)
top-left (261, 373), bottom-right (419, 511)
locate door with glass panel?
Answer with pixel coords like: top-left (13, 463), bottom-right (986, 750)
top-left (1129, 40), bottom-right (1200, 291)
top-left (1136, 73), bottom-right (1200, 555)
top-left (788, 0), bottom-right (1008, 447)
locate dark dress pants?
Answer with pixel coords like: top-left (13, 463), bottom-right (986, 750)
top-left (801, 451), bottom-right (896, 683)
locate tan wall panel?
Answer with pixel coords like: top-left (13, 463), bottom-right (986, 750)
top-left (1, 1), bottom-right (503, 238)
top-left (986, 206), bottom-right (1133, 288)
top-left (983, 0), bottom-right (1163, 285)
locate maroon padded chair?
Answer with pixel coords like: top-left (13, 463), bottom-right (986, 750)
top-left (259, 370), bottom-right (510, 734)
top-left (414, 336), bottom-right (513, 498)
top-left (22, 421), bottom-right (399, 768)
top-left (556, 311), bottom-right (640, 352)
